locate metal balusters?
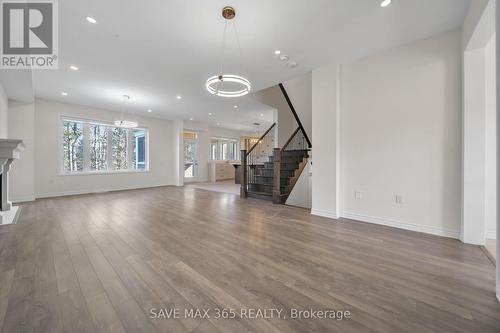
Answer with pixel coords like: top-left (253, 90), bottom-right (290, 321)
top-left (241, 123), bottom-right (276, 196)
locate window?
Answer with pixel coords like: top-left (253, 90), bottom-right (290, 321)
top-left (228, 141), bottom-right (237, 160)
top-left (221, 141), bottom-right (228, 160)
top-left (61, 118), bottom-right (149, 174)
top-left (210, 139), bottom-right (217, 160)
top-left (112, 127), bottom-right (128, 170)
top-left (210, 138), bottom-right (239, 161)
top-left (63, 121), bottom-right (84, 172)
top-left (89, 124), bottom-right (108, 171)
top-left (184, 140), bottom-right (197, 178)
top-left (183, 131), bottom-right (197, 140)
top-left (132, 130), bottom-right (146, 170)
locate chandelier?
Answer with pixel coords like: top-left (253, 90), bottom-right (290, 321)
top-left (114, 95), bottom-right (138, 128)
top-left (206, 6), bottom-right (251, 98)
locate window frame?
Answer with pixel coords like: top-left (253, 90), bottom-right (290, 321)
top-left (209, 137), bottom-right (239, 161)
top-left (59, 116), bottom-right (150, 176)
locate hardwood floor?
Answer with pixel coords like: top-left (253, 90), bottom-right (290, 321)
top-left (0, 186), bottom-right (499, 333)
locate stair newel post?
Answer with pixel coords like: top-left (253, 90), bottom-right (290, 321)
top-left (240, 149), bottom-right (248, 198)
top-left (273, 148), bottom-right (281, 204)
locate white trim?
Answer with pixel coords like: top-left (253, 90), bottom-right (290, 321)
top-left (60, 169), bottom-right (149, 177)
top-left (341, 212), bottom-right (460, 239)
top-left (486, 229), bottom-right (497, 239)
top-left (0, 206), bottom-right (19, 225)
top-left (11, 195), bottom-right (36, 203)
top-left (311, 209), bottom-right (339, 220)
top-left (36, 183), bottom-right (174, 199)
top-left (61, 115), bottom-right (149, 130)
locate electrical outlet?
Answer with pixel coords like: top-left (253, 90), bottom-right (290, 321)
top-left (395, 195), bottom-right (404, 204)
top-left (354, 191), bottom-right (362, 199)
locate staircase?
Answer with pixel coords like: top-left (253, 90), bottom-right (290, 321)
top-left (247, 149), bottom-right (309, 203)
top-left (240, 82), bottom-right (311, 205)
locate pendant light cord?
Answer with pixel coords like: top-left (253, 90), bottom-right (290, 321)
top-left (219, 20), bottom-right (228, 76)
top-left (120, 96), bottom-right (125, 124)
top-left (216, 20), bottom-right (228, 92)
top-left (232, 20), bottom-right (247, 78)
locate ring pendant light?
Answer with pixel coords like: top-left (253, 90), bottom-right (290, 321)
top-left (206, 6), bottom-right (251, 98)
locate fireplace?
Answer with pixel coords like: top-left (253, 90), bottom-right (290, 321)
top-left (0, 139), bottom-right (25, 224)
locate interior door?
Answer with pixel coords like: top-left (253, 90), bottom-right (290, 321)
top-left (184, 140), bottom-right (198, 182)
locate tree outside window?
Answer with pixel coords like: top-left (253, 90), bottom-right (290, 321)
top-left (63, 121), bottom-right (84, 172)
top-left (112, 127), bottom-right (128, 170)
top-left (89, 124), bottom-right (108, 171)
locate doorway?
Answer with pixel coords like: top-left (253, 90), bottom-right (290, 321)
top-left (184, 136), bottom-right (198, 183)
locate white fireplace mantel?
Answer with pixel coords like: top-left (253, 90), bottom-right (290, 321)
top-left (0, 139), bottom-right (26, 225)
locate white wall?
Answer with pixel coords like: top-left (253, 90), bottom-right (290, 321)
top-left (311, 63), bottom-right (340, 219)
top-left (485, 35), bottom-right (497, 239)
top-left (28, 99), bottom-right (177, 198)
top-left (463, 47), bottom-right (489, 243)
top-left (340, 30), bottom-right (462, 237)
top-left (463, 0), bottom-right (491, 49)
top-left (251, 85), bottom-right (296, 147)
top-left (462, 1), bottom-right (496, 245)
top-left (286, 160), bottom-right (312, 209)
top-left (0, 84), bottom-right (7, 138)
top-left (8, 101), bottom-right (35, 202)
top-left (495, 0), bottom-right (500, 303)
top-left (172, 120), bottom-right (184, 187)
top-left (283, 73), bottom-right (312, 140)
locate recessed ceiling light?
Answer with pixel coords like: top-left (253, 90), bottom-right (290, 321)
top-left (189, 117), bottom-right (194, 121)
top-left (380, 0), bottom-right (391, 7)
top-left (260, 113), bottom-right (264, 117)
top-left (61, 92), bottom-right (68, 96)
top-left (176, 95), bottom-right (182, 100)
top-left (86, 16), bottom-right (97, 24)
top-left (147, 109), bottom-right (152, 113)
top-left (69, 65), bottom-right (79, 71)
top-left (280, 55), bottom-right (289, 62)
top-left (208, 112), bottom-right (212, 116)
top-left (233, 105), bottom-right (238, 109)
top-left (274, 50), bottom-right (281, 55)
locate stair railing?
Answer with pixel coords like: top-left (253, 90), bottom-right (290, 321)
top-left (273, 126), bottom-right (310, 203)
top-left (278, 83), bottom-right (312, 148)
top-left (282, 126), bottom-right (308, 152)
top-left (240, 123), bottom-right (276, 198)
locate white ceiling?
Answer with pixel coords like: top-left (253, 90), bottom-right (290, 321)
top-left (5, 0), bottom-right (471, 131)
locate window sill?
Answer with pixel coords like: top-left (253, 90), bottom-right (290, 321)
top-left (59, 169), bottom-right (150, 177)
top-left (209, 159), bottom-right (240, 163)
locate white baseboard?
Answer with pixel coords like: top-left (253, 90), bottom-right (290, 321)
top-left (11, 195), bottom-right (36, 204)
top-left (311, 209), bottom-right (339, 220)
top-left (486, 230), bottom-right (496, 240)
top-left (340, 212), bottom-right (460, 239)
top-left (36, 183), bottom-right (174, 199)
top-left (0, 206), bottom-right (20, 225)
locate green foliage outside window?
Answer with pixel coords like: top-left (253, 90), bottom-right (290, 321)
top-left (63, 121), bottom-right (84, 172)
